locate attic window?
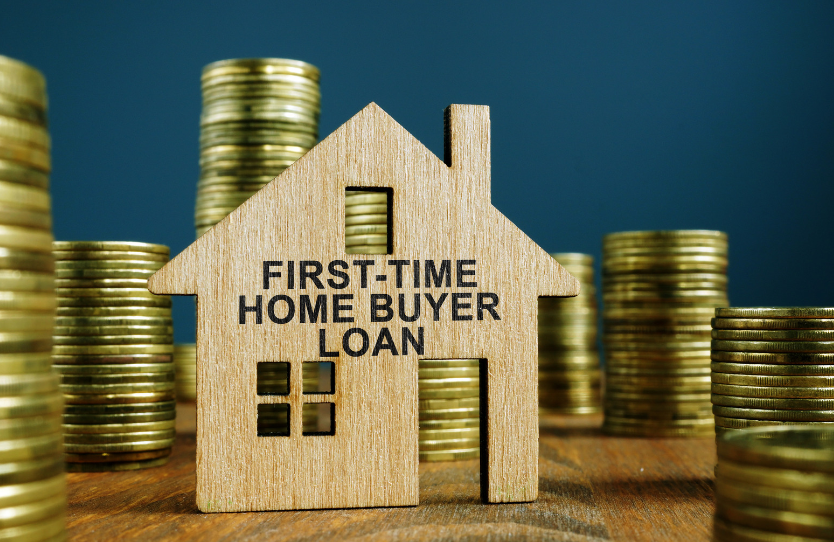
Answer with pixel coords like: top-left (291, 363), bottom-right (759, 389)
top-left (345, 188), bottom-right (392, 254)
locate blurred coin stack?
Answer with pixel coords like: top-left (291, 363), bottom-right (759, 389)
top-left (714, 426), bottom-right (834, 541)
top-left (0, 55), bottom-right (66, 541)
top-left (197, 58), bottom-right (320, 237)
top-left (345, 191), bottom-right (388, 254)
top-left (712, 307), bottom-right (834, 434)
top-left (173, 344), bottom-right (196, 401)
top-left (53, 241), bottom-right (175, 472)
top-left (601, 230), bottom-right (729, 437)
top-left (538, 253), bottom-right (601, 415)
top-left (419, 359), bottom-right (479, 462)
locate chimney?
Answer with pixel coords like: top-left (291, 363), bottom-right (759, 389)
top-left (443, 104), bottom-right (491, 198)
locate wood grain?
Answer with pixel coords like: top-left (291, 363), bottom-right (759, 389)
top-left (147, 103), bottom-right (579, 511)
top-left (66, 404), bottom-right (716, 541)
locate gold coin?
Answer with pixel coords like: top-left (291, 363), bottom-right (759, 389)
top-left (604, 407), bottom-right (711, 421)
top-left (604, 413), bottom-right (713, 426)
top-left (0, 432), bottom-right (62, 462)
top-left (419, 437), bottom-right (480, 451)
top-left (55, 259), bottom-right (163, 271)
top-left (63, 411), bottom-right (175, 425)
top-left (712, 373), bottom-right (834, 387)
top-left (55, 307), bottom-right (171, 318)
top-left (0, 205), bottom-right (51, 231)
top-left (0, 474), bottom-right (64, 509)
top-left (606, 391), bottom-right (711, 402)
top-left (713, 318), bottom-right (834, 330)
top-left (0, 415), bottom-right (60, 440)
top-left (712, 394), bottom-right (834, 410)
top-left (53, 335), bottom-right (172, 347)
top-left (603, 324), bottom-right (712, 335)
top-left (713, 329), bottom-right (834, 341)
top-left (344, 234), bottom-right (387, 247)
top-left (52, 344), bottom-right (173, 355)
top-left (608, 366), bottom-right (709, 376)
top-left (344, 214), bottom-right (386, 226)
top-left (57, 297), bottom-right (170, 308)
top-left (54, 324), bottom-right (172, 336)
top-left (419, 417), bottom-right (479, 430)
top-left (419, 427), bottom-right (479, 440)
top-left (711, 517), bottom-right (824, 542)
top-left (344, 193), bottom-right (388, 205)
top-left (713, 405), bottom-right (834, 421)
top-left (200, 111), bottom-right (317, 128)
top-left (0, 291), bottom-right (53, 311)
top-left (711, 384), bottom-right (834, 399)
top-left (0, 93), bottom-right (46, 125)
top-left (200, 132), bottom-right (316, 149)
top-left (0, 393), bottom-right (61, 418)
top-left (65, 456), bottom-right (170, 472)
top-left (711, 350), bottom-right (834, 365)
top-left (344, 203), bottom-right (387, 216)
top-left (62, 419), bottom-right (175, 434)
top-left (606, 349), bottom-right (711, 361)
top-left (716, 308), bottom-right (834, 319)
top-left (202, 57), bottom-right (320, 79)
top-left (603, 229), bottom-right (726, 242)
top-left (60, 380), bottom-right (174, 394)
top-left (418, 396), bottom-right (479, 409)
top-left (0, 115), bottom-right (49, 149)
top-left (0, 140), bottom-right (50, 172)
top-left (60, 372), bottom-right (173, 386)
top-left (604, 340), bottom-right (712, 351)
top-left (712, 340), bottom-right (834, 353)
top-left (201, 73), bottom-right (319, 91)
top-left (0, 352), bottom-right (52, 374)
top-left (63, 428), bottom-right (175, 444)
top-left (419, 448), bottom-right (479, 462)
top-left (63, 399), bottom-right (176, 413)
top-left (62, 391), bottom-right (175, 405)
top-left (53, 250), bottom-right (168, 263)
top-left (604, 398), bottom-right (712, 412)
top-left (716, 500), bottom-right (834, 539)
top-left (716, 459), bottom-right (834, 493)
top-left (0, 491), bottom-right (63, 528)
top-left (0, 159), bottom-right (48, 190)
top-left (418, 376), bottom-right (479, 389)
top-left (0, 372), bottom-right (57, 396)
top-left (63, 438), bottom-right (175, 453)
top-left (345, 245), bottom-right (387, 254)
top-left (419, 408), bottom-right (480, 421)
top-left (51, 353), bottom-right (172, 365)
top-left (0, 270), bottom-right (53, 292)
top-left (52, 241), bottom-right (168, 254)
top-left (344, 224), bottom-right (387, 236)
top-left (0, 55), bottom-right (47, 104)
top-left (713, 416), bottom-right (834, 429)
top-left (0, 511), bottom-right (65, 540)
top-left (712, 362), bottom-right (834, 376)
top-left (418, 367), bottom-right (479, 379)
top-left (607, 374), bottom-right (710, 386)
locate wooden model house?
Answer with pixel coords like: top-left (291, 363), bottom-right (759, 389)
top-left (148, 103), bottom-right (579, 512)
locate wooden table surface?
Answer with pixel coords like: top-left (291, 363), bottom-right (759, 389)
top-left (66, 404), bottom-right (716, 541)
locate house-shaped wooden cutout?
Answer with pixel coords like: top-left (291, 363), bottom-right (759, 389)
top-left (148, 103), bottom-right (579, 512)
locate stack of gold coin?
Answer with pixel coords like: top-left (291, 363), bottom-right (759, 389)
top-left (602, 230), bottom-right (729, 437)
top-left (173, 343), bottom-right (196, 401)
top-left (418, 359), bottom-right (479, 462)
top-left (714, 426), bottom-right (834, 541)
top-left (0, 56), bottom-right (66, 541)
top-left (53, 241), bottom-right (175, 471)
top-left (345, 191), bottom-right (388, 254)
top-left (712, 307), bottom-right (834, 434)
top-left (538, 253), bottom-right (601, 415)
top-left (196, 58), bottom-right (320, 237)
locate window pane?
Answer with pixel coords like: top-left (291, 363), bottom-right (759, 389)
top-left (303, 362), bottom-right (334, 394)
top-left (345, 188), bottom-right (392, 254)
top-left (302, 403), bottom-right (334, 436)
top-left (257, 362), bottom-right (289, 395)
top-left (257, 403), bottom-right (290, 436)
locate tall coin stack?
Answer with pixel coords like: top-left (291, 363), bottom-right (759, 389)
top-left (0, 55), bottom-right (66, 541)
top-left (419, 359), bottom-right (479, 462)
top-left (345, 191), bottom-right (388, 254)
top-left (602, 230), bottom-right (729, 437)
top-left (53, 241), bottom-right (175, 471)
top-left (538, 253), bottom-right (601, 415)
top-left (197, 58), bottom-right (320, 238)
top-left (173, 343), bottom-right (196, 402)
top-left (714, 426), bottom-right (834, 541)
top-left (712, 307), bottom-right (834, 433)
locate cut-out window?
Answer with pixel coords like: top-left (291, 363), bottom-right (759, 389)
top-left (302, 403), bottom-right (335, 435)
top-left (257, 403), bottom-right (290, 437)
top-left (303, 362), bottom-right (334, 394)
top-left (345, 188), bottom-right (392, 254)
top-left (257, 362), bottom-right (289, 395)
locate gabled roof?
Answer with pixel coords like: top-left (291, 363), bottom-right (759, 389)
top-left (149, 103), bottom-right (579, 299)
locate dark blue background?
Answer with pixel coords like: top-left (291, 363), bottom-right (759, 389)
top-left (1, 1), bottom-right (832, 342)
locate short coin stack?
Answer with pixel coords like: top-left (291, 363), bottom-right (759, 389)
top-left (173, 344), bottom-right (196, 401)
top-left (419, 359), bottom-right (479, 462)
top-left (712, 307), bottom-right (834, 434)
top-left (197, 58), bottom-right (320, 238)
top-left (53, 241), bottom-right (175, 471)
top-left (714, 426), bottom-right (834, 541)
top-left (538, 253), bottom-right (601, 415)
top-left (602, 230), bottom-right (729, 437)
top-left (0, 55), bottom-right (66, 541)
top-left (345, 190), bottom-right (388, 254)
